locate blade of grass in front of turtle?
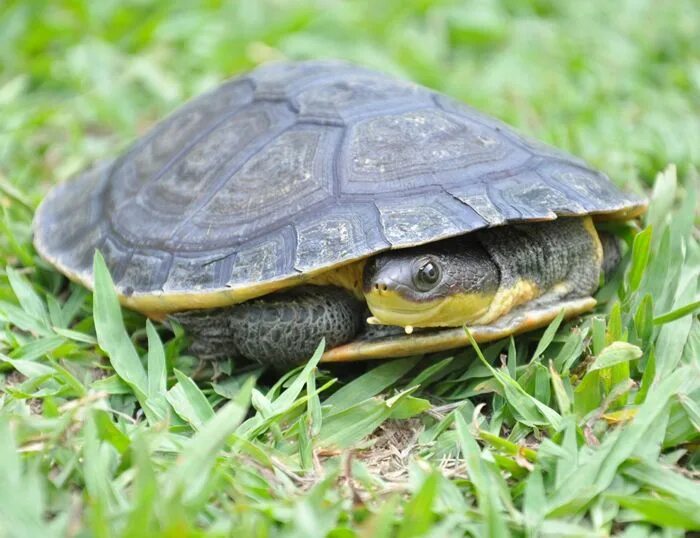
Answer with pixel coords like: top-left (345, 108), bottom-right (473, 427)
top-left (92, 409), bottom-right (131, 456)
top-left (240, 377), bottom-right (336, 442)
top-left (120, 433), bottom-right (159, 537)
top-left (653, 299), bottom-right (700, 325)
top-left (606, 495), bottom-right (700, 530)
top-left (0, 300), bottom-right (51, 336)
top-left (522, 467), bottom-right (546, 535)
top-left (322, 387), bottom-right (430, 449)
top-left (530, 308), bottom-right (566, 361)
top-left (270, 338), bottom-right (325, 413)
top-left (587, 341), bottom-right (642, 371)
top-left (0, 418), bottom-right (61, 537)
top-left (0, 171), bottom-right (33, 212)
top-left (306, 360), bottom-right (322, 438)
top-left (319, 387), bottom-right (421, 448)
top-left (0, 354), bottom-right (55, 377)
top-left (387, 393), bottom-right (431, 420)
top-left (455, 413), bottom-right (511, 537)
top-left (146, 320), bottom-right (167, 397)
top-left (627, 226), bottom-right (653, 293)
top-left (166, 376), bottom-right (253, 504)
top-left (548, 365), bottom-right (696, 516)
top-left (645, 164), bottom-right (677, 230)
top-left (82, 412), bottom-right (118, 534)
top-left (396, 472), bottom-right (440, 538)
top-left (92, 251), bottom-right (149, 403)
top-left (406, 356), bottom-right (453, 389)
top-left (324, 356), bottom-right (421, 409)
top-left (166, 369), bottom-right (215, 430)
top-left (622, 459), bottom-right (700, 500)
top-left (6, 265), bottom-right (51, 328)
top-left (466, 329), bottom-right (562, 429)
top-left (654, 278), bottom-right (698, 378)
top-left (363, 494), bottom-right (401, 538)
top-left (548, 361), bottom-right (572, 416)
top-left (0, 209), bottom-right (35, 268)
top-left (8, 334), bottom-right (64, 361)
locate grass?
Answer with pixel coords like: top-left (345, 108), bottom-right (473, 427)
top-left (1, 0), bottom-right (699, 536)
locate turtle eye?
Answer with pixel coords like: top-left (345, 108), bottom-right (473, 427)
top-left (414, 259), bottom-right (441, 291)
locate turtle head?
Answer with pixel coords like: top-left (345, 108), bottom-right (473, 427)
top-left (362, 237), bottom-right (500, 329)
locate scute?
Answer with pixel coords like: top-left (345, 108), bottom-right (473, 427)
top-left (191, 127), bottom-right (332, 227)
top-left (295, 74), bottom-right (424, 124)
top-left (108, 78), bottom-right (255, 200)
top-left (33, 60), bottom-right (646, 312)
top-left (343, 109), bottom-right (522, 189)
top-left (375, 193), bottom-right (487, 247)
top-left (137, 108), bottom-right (272, 216)
top-left (293, 203), bottom-right (386, 273)
top-left (109, 102), bottom-right (297, 250)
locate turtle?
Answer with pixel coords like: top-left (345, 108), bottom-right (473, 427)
top-left (33, 60), bottom-right (646, 367)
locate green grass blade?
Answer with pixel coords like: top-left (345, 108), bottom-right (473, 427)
top-left (0, 418), bottom-right (59, 537)
top-left (169, 376), bottom-right (253, 501)
top-left (324, 356), bottom-right (420, 409)
top-left (653, 299), bottom-right (700, 325)
top-left (271, 338), bottom-right (325, 413)
top-left (397, 472), bottom-right (439, 538)
top-left (319, 388), bottom-right (421, 448)
top-left (6, 265), bottom-right (50, 326)
top-left (622, 460), bottom-right (700, 500)
top-left (522, 467), bottom-right (546, 534)
top-left (306, 361), bottom-right (322, 438)
top-left (531, 308), bottom-right (565, 361)
top-left (608, 495), bottom-right (700, 530)
top-left (455, 413), bottom-right (511, 537)
top-left (628, 226), bottom-right (653, 293)
top-left (467, 329), bottom-right (562, 429)
top-left (166, 369), bottom-right (215, 429)
top-left (92, 251), bottom-right (148, 401)
top-left (588, 342), bottom-right (642, 371)
top-left (146, 320), bottom-right (167, 397)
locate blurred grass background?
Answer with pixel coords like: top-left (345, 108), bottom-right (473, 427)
top-left (0, 1), bottom-right (699, 536)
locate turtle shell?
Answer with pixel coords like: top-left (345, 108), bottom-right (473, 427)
top-left (34, 60), bottom-right (646, 313)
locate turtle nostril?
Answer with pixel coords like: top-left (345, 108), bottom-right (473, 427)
top-left (373, 282), bottom-right (389, 294)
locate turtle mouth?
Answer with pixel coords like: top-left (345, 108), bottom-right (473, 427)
top-left (364, 287), bottom-right (442, 325)
top-left (364, 288), bottom-right (494, 328)
top-left (366, 295), bottom-right (443, 326)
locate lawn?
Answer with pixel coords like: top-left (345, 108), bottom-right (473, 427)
top-left (0, 1), bottom-right (699, 536)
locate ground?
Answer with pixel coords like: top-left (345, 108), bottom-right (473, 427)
top-left (0, 1), bottom-right (699, 536)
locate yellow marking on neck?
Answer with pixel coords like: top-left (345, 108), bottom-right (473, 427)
top-left (471, 279), bottom-right (540, 325)
top-left (581, 215), bottom-right (604, 268)
top-left (365, 278), bottom-right (542, 329)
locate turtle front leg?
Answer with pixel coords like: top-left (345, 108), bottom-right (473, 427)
top-left (172, 286), bottom-right (365, 367)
